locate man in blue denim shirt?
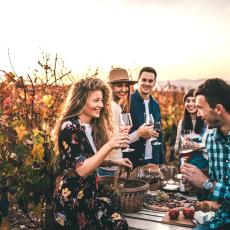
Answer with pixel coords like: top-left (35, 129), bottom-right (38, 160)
top-left (182, 78), bottom-right (230, 230)
top-left (125, 66), bottom-right (165, 168)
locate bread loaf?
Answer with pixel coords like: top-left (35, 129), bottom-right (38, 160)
top-left (195, 200), bottom-right (220, 212)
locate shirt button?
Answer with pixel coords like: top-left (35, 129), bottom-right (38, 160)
top-left (225, 176), bottom-right (228, 179)
top-left (226, 160), bottom-right (229, 163)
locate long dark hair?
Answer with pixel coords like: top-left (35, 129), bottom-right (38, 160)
top-left (182, 88), bottom-right (204, 134)
top-left (119, 87), bottom-right (131, 113)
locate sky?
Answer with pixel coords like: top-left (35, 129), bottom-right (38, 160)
top-left (0, 0), bottom-right (230, 81)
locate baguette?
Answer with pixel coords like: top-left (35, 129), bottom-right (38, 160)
top-left (195, 200), bottom-right (220, 212)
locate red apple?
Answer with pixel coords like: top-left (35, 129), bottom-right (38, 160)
top-left (169, 208), bottom-right (180, 220)
top-left (182, 207), bottom-right (195, 219)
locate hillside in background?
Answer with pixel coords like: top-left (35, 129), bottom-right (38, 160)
top-left (157, 78), bottom-right (230, 91)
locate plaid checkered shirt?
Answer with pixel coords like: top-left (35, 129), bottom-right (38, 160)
top-left (205, 129), bottom-right (230, 229)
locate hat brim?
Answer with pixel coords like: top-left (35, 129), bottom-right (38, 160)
top-left (108, 79), bottom-right (137, 85)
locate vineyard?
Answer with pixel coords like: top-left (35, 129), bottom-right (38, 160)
top-left (0, 55), bottom-right (186, 229)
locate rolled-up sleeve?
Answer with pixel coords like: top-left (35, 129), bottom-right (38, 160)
top-left (212, 182), bottom-right (230, 202)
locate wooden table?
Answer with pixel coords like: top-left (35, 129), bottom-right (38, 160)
top-left (124, 194), bottom-right (197, 230)
top-left (125, 208), bottom-right (193, 230)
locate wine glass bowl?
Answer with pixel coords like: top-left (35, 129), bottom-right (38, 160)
top-left (152, 121), bottom-right (161, 145)
top-left (145, 114), bottom-right (155, 142)
top-left (179, 129), bottom-right (193, 165)
top-left (119, 113), bottom-right (134, 152)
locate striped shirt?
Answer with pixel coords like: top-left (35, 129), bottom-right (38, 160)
top-left (205, 129), bottom-right (230, 229)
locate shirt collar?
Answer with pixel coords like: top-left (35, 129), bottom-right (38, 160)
top-left (135, 90), bottom-right (153, 102)
top-left (213, 128), bottom-right (230, 141)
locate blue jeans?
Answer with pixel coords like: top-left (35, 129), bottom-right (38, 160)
top-left (144, 159), bottom-right (153, 164)
top-left (97, 167), bottom-right (116, 177)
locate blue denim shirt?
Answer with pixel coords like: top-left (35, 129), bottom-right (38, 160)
top-left (127, 90), bottom-right (165, 168)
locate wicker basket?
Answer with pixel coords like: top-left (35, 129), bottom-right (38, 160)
top-left (99, 176), bottom-right (149, 213)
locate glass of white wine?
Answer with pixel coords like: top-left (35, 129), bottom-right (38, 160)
top-left (119, 113), bottom-right (134, 152)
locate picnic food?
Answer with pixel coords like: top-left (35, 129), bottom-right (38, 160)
top-left (194, 211), bottom-right (216, 224)
top-left (195, 200), bottom-right (220, 212)
top-left (169, 208), bottom-right (180, 220)
top-left (182, 207), bottom-right (195, 219)
top-left (144, 191), bottom-right (195, 211)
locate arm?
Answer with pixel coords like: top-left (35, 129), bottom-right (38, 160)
top-left (59, 121), bottom-right (129, 178)
top-left (76, 134), bottom-right (129, 177)
top-left (129, 125), bottom-right (154, 143)
top-left (211, 182), bottom-right (230, 202)
top-left (102, 158), bottom-right (133, 169)
top-left (181, 163), bottom-right (230, 202)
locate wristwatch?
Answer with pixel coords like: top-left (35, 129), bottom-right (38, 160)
top-left (203, 179), bottom-right (213, 191)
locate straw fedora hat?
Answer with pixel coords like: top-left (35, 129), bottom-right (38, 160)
top-left (108, 68), bottom-right (137, 84)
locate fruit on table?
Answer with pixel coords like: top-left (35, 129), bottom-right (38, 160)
top-left (183, 207), bottom-right (195, 219)
top-left (169, 208), bottom-right (180, 220)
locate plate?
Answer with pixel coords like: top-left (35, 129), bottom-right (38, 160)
top-left (163, 184), bottom-right (179, 191)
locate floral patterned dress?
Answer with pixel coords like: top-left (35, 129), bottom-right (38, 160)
top-left (53, 117), bottom-right (128, 230)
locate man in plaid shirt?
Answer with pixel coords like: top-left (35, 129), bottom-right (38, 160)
top-left (181, 78), bottom-right (230, 230)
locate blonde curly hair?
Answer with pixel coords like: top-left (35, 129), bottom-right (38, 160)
top-left (53, 77), bottom-right (114, 154)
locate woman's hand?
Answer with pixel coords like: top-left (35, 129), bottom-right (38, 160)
top-left (112, 158), bottom-right (133, 170)
top-left (192, 141), bottom-right (200, 150)
top-left (107, 133), bottom-right (130, 150)
top-left (193, 141), bottom-right (206, 151)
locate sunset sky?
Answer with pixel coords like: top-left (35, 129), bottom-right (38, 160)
top-left (1, 0), bottom-right (230, 81)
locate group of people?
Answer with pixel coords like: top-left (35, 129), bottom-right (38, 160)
top-left (51, 66), bottom-right (230, 230)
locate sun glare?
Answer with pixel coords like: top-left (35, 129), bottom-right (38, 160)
top-left (0, 0), bottom-right (230, 81)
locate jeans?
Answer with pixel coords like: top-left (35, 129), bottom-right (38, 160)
top-left (97, 167), bottom-right (116, 177)
top-left (144, 158), bottom-right (153, 164)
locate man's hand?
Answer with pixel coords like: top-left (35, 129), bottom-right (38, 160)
top-left (181, 163), bottom-right (208, 189)
top-left (137, 124), bottom-right (155, 140)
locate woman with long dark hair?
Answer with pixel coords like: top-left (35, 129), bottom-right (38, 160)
top-left (175, 88), bottom-right (208, 169)
top-left (52, 77), bottom-right (132, 229)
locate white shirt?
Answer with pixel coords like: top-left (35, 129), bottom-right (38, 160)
top-left (82, 123), bottom-right (97, 153)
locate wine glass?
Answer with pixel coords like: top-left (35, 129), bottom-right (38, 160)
top-left (119, 113), bottom-right (134, 152)
top-left (179, 129), bottom-right (193, 166)
top-left (152, 121), bottom-right (161, 145)
top-left (145, 113), bottom-right (155, 142)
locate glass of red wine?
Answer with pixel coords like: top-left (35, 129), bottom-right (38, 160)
top-left (152, 121), bottom-right (161, 145)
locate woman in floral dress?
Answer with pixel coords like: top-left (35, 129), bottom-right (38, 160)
top-left (52, 77), bottom-right (132, 229)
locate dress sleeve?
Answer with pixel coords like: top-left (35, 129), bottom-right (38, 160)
top-left (58, 121), bottom-right (86, 170)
